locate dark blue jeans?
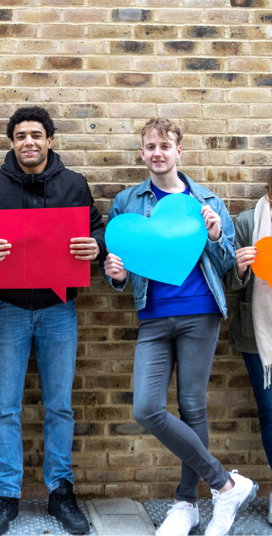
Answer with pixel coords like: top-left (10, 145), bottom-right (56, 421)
top-left (133, 314), bottom-right (229, 503)
top-left (243, 352), bottom-right (272, 468)
top-left (0, 299), bottom-right (78, 497)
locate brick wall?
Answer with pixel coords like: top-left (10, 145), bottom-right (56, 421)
top-left (0, 0), bottom-right (271, 499)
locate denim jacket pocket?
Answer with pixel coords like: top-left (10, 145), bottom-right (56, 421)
top-left (0, 300), bottom-right (7, 308)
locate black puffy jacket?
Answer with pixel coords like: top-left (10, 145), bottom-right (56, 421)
top-left (0, 149), bottom-right (105, 310)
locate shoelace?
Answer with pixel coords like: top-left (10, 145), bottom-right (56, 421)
top-left (210, 489), bottom-right (234, 526)
top-left (211, 469), bottom-right (238, 510)
top-left (55, 493), bottom-right (81, 515)
top-left (166, 502), bottom-right (194, 516)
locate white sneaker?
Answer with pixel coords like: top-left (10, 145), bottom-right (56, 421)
top-left (268, 492), bottom-right (272, 524)
top-left (156, 501), bottom-right (199, 536)
top-left (204, 471), bottom-right (258, 536)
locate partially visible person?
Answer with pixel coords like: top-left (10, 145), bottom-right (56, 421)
top-left (0, 106), bottom-right (105, 535)
top-left (225, 170), bottom-right (272, 524)
top-left (102, 117), bottom-right (258, 536)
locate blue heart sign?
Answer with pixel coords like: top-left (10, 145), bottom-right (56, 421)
top-left (105, 193), bottom-right (208, 286)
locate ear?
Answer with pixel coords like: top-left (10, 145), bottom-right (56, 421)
top-left (177, 144), bottom-right (182, 158)
top-left (47, 136), bottom-right (53, 149)
top-left (140, 146), bottom-right (145, 162)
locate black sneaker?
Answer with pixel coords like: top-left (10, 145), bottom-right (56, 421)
top-left (0, 497), bottom-right (19, 534)
top-left (48, 479), bottom-right (89, 535)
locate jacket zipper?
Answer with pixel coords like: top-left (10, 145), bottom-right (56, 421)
top-left (30, 175), bottom-right (36, 308)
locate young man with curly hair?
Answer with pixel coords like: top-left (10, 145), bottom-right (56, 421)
top-left (0, 106), bottom-right (105, 534)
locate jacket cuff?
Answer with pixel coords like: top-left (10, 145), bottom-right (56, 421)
top-left (111, 272), bottom-right (130, 291)
top-left (94, 238), bottom-right (106, 262)
top-left (205, 229), bottom-right (226, 252)
top-left (233, 262), bottom-right (251, 287)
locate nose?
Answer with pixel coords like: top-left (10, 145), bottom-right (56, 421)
top-left (153, 145), bottom-right (162, 156)
top-left (24, 135), bottom-right (34, 146)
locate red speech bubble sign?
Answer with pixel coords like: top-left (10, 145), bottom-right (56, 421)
top-left (0, 207), bottom-right (90, 302)
top-left (252, 236), bottom-right (272, 288)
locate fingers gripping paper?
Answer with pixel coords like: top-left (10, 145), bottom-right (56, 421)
top-left (0, 207), bottom-right (90, 302)
top-left (105, 193), bottom-right (208, 286)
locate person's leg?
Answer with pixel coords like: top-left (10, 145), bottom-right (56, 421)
top-left (133, 316), bottom-right (229, 495)
top-left (133, 317), bottom-right (176, 436)
top-left (243, 352), bottom-right (272, 468)
top-left (0, 302), bottom-right (32, 498)
top-left (33, 300), bottom-right (77, 493)
top-left (134, 317), bottom-right (200, 535)
top-left (174, 314), bottom-right (221, 503)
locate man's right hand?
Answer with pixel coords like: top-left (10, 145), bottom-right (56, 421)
top-left (104, 253), bottom-right (128, 281)
top-left (0, 239), bottom-right (11, 262)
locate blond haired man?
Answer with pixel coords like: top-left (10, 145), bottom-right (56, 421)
top-left (103, 119), bottom-right (257, 536)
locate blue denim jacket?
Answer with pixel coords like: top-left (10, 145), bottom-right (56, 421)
top-left (102, 172), bottom-right (235, 319)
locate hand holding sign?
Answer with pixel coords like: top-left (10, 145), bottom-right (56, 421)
top-left (70, 237), bottom-right (100, 261)
top-left (252, 237), bottom-right (272, 288)
top-left (201, 204), bottom-right (222, 242)
top-left (0, 239), bottom-right (11, 261)
top-left (0, 207), bottom-right (91, 302)
top-left (235, 246), bottom-right (257, 280)
top-left (105, 194), bottom-right (208, 286)
top-left (104, 253), bottom-right (127, 281)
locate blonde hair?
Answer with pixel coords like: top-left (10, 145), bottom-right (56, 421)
top-left (141, 118), bottom-right (183, 145)
top-left (265, 170), bottom-right (272, 206)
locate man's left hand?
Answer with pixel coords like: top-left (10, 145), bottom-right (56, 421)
top-left (70, 237), bottom-right (100, 260)
top-left (201, 205), bottom-right (221, 242)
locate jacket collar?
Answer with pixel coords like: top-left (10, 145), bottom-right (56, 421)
top-left (135, 171), bottom-right (215, 201)
top-left (1, 149), bottom-right (64, 183)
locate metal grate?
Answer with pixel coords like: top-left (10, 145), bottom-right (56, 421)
top-left (5, 499), bottom-right (95, 536)
top-left (144, 497), bottom-right (272, 535)
top-left (5, 497), bottom-right (272, 535)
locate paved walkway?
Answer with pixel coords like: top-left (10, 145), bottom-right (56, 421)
top-left (4, 497), bottom-right (272, 535)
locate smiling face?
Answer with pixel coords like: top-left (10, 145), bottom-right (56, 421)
top-left (12, 121), bottom-right (52, 174)
top-left (141, 128), bottom-right (182, 178)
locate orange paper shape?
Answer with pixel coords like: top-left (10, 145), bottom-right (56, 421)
top-left (0, 207), bottom-right (90, 302)
top-left (252, 236), bottom-right (272, 288)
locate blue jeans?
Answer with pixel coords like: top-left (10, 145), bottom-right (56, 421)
top-left (0, 299), bottom-right (78, 498)
top-left (243, 352), bottom-right (272, 468)
top-left (133, 314), bottom-right (229, 503)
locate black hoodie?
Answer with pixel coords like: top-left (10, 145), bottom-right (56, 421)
top-left (0, 149), bottom-right (105, 310)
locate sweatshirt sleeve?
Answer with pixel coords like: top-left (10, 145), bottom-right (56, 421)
top-left (224, 214), bottom-right (252, 291)
top-left (100, 194), bottom-right (131, 291)
top-left (82, 180), bottom-right (105, 262)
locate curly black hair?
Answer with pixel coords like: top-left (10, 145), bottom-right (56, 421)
top-left (7, 106), bottom-right (56, 141)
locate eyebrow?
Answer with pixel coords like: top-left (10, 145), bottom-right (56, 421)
top-left (145, 141), bottom-right (172, 145)
top-left (15, 130), bottom-right (43, 136)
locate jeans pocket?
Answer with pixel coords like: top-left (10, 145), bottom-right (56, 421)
top-left (56, 299), bottom-right (76, 309)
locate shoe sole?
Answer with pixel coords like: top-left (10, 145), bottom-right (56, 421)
top-left (189, 522), bottom-right (200, 534)
top-left (226, 481), bottom-right (259, 536)
top-left (156, 521), bottom-right (200, 536)
top-left (48, 510), bottom-right (89, 535)
top-left (239, 481), bottom-right (259, 513)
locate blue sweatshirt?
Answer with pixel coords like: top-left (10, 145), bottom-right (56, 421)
top-left (138, 178), bottom-right (220, 319)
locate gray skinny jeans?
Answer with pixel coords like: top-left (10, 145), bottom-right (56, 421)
top-left (133, 313), bottom-right (229, 503)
